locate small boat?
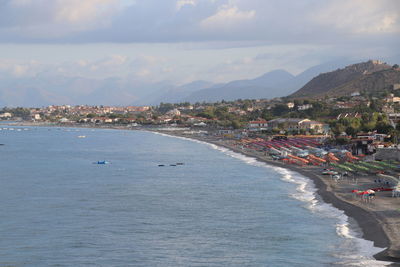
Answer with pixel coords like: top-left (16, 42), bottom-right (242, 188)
top-left (95, 161), bottom-right (109, 165)
top-left (158, 164), bottom-right (165, 167)
top-left (77, 135), bottom-right (86, 138)
top-left (170, 164), bottom-right (177, 166)
top-left (176, 163), bottom-right (184, 165)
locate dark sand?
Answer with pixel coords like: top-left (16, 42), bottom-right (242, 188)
top-left (159, 131), bottom-right (400, 265)
top-left (9, 123), bottom-right (400, 264)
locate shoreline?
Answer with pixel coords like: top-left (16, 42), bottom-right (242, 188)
top-left (148, 130), bottom-right (400, 264)
top-left (3, 122), bottom-right (400, 264)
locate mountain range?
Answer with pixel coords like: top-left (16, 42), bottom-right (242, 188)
top-left (0, 58), bottom-right (399, 107)
top-left (177, 59), bottom-right (360, 103)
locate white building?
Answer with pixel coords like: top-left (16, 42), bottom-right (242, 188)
top-left (247, 120), bottom-right (268, 131)
top-left (0, 112), bottom-right (12, 118)
top-left (287, 102), bottom-right (295, 109)
top-left (298, 104), bottom-right (313, 111)
top-left (166, 109), bottom-right (181, 116)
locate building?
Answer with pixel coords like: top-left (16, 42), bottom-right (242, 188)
top-left (351, 136), bottom-right (375, 155)
top-left (382, 105), bottom-right (395, 114)
top-left (298, 104), bottom-right (313, 111)
top-left (32, 114), bottom-right (41, 121)
top-left (298, 120), bottom-right (326, 134)
top-left (59, 118), bottom-right (70, 123)
top-left (268, 118), bottom-right (309, 131)
top-left (247, 120), bottom-right (268, 131)
top-left (385, 94), bottom-right (400, 103)
top-left (286, 102), bottom-right (295, 109)
top-left (166, 109), bottom-right (181, 117)
top-left (0, 112), bottom-right (12, 119)
top-left (388, 113), bottom-right (400, 124)
top-left (268, 118), bottom-right (327, 134)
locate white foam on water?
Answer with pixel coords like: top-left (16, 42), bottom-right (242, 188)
top-left (150, 131), bottom-right (393, 266)
top-left (267, 167), bottom-right (392, 266)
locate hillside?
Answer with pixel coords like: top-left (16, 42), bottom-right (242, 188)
top-left (290, 60), bottom-right (393, 98)
top-left (181, 59), bottom-right (356, 104)
top-left (325, 68), bottom-right (400, 97)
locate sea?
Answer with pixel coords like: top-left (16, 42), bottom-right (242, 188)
top-left (0, 126), bottom-right (391, 266)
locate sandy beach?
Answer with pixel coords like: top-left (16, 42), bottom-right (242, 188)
top-left (6, 122), bottom-right (400, 264)
top-left (152, 130), bottom-right (400, 264)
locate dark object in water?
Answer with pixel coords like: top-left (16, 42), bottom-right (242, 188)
top-left (176, 163), bottom-right (184, 165)
top-left (158, 164), bottom-right (165, 167)
top-left (0, 144), bottom-right (4, 146)
top-left (95, 161), bottom-right (108, 165)
top-left (170, 164), bottom-right (176, 166)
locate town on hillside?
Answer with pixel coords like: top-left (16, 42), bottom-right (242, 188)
top-left (2, 62), bottom-right (400, 260)
top-left (1, 61), bottom-right (400, 161)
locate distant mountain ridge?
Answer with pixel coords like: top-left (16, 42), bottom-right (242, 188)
top-left (290, 60), bottom-right (396, 98)
top-left (182, 70), bottom-right (295, 103)
top-left (0, 59), bottom-right (399, 107)
top-left (176, 60), bottom-right (361, 103)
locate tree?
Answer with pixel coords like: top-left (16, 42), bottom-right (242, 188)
top-left (376, 121), bottom-right (394, 134)
top-left (272, 104), bottom-right (289, 116)
top-left (345, 126), bottom-right (357, 136)
top-left (231, 120), bottom-right (242, 129)
top-left (389, 129), bottom-right (399, 144)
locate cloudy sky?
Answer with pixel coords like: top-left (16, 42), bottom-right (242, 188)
top-left (0, 0), bottom-right (399, 85)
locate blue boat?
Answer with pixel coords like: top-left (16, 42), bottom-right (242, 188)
top-left (95, 160), bottom-right (109, 165)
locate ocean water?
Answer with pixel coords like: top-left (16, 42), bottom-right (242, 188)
top-left (0, 126), bottom-right (390, 266)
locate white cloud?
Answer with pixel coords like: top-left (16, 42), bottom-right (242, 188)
top-left (54, 0), bottom-right (119, 25)
top-left (1, 0), bottom-right (398, 44)
top-left (0, 0), bottom-right (398, 88)
top-left (136, 69), bottom-right (150, 77)
top-left (0, 0), bottom-right (122, 38)
top-left (176, 0), bottom-right (196, 11)
top-left (313, 0), bottom-right (400, 34)
top-left (12, 64), bottom-right (28, 76)
top-left (0, 53), bottom-right (175, 82)
top-left (10, 0), bottom-right (34, 7)
top-left (200, 5), bottom-right (255, 29)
